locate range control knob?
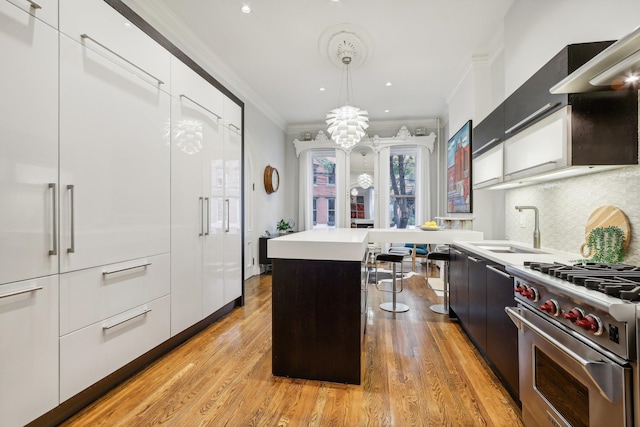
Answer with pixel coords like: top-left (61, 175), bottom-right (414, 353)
top-left (563, 307), bottom-right (585, 323)
top-left (576, 314), bottom-right (604, 335)
top-left (515, 283), bottom-right (528, 295)
top-left (539, 299), bottom-right (560, 316)
top-left (521, 287), bottom-right (539, 302)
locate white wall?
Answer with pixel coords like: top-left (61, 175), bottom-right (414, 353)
top-left (244, 103), bottom-right (288, 278)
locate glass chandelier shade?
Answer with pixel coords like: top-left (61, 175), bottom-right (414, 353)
top-left (357, 172), bottom-right (373, 189)
top-left (326, 105), bottom-right (369, 148)
top-left (325, 55), bottom-right (369, 148)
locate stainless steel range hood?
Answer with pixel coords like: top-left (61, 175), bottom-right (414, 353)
top-left (550, 25), bottom-right (640, 94)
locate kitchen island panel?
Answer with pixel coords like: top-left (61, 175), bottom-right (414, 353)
top-left (272, 258), bottom-right (363, 384)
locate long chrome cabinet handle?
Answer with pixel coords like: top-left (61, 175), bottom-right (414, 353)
top-left (8, 0), bottom-right (43, 9)
top-left (225, 199), bottom-right (230, 232)
top-left (179, 94), bottom-right (221, 121)
top-left (103, 262), bottom-right (151, 276)
top-left (80, 34), bottom-right (165, 86)
top-left (486, 265), bottom-right (512, 279)
top-left (503, 160), bottom-right (557, 178)
top-left (205, 197), bottom-right (210, 235)
top-left (471, 138), bottom-right (501, 156)
top-left (67, 184), bottom-right (75, 253)
top-left (505, 306), bottom-right (624, 403)
top-left (102, 307), bottom-right (151, 330)
top-left (229, 123), bottom-right (241, 133)
top-left (48, 183), bottom-right (57, 256)
top-left (504, 102), bottom-right (559, 134)
top-left (199, 197), bottom-right (204, 236)
top-left (468, 256), bottom-right (481, 263)
top-left (0, 285), bottom-right (43, 299)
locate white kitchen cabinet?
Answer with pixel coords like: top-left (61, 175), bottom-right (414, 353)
top-left (60, 295), bottom-right (170, 402)
top-left (58, 34), bottom-right (170, 273)
top-left (170, 58), bottom-right (226, 335)
top-left (4, 0), bottom-right (58, 29)
top-left (59, 0), bottom-right (170, 91)
top-left (223, 95), bottom-right (243, 132)
top-left (0, 2), bottom-right (58, 286)
top-left (221, 123), bottom-right (243, 304)
top-left (0, 276), bottom-right (58, 427)
top-left (60, 253), bottom-right (170, 336)
top-left (472, 144), bottom-right (503, 190)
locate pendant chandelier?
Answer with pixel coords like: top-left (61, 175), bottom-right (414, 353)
top-left (326, 53), bottom-right (369, 149)
top-left (356, 151), bottom-right (372, 189)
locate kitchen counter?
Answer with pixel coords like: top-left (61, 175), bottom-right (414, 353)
top-left (452, 240), bottom-right (580, 265)
top-left (268, 228), bottom-right (485, 261)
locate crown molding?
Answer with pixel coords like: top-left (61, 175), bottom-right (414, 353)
top-left (122, 0), bottom-right (287, 131)
top-left (287, 118), bottom-right (440, 138)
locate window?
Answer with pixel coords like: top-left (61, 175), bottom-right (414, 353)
top-left (327, 197), bottom-right (335, 226)
top-left (311, 150), bottom-right (337, 228)
top-left (389, 147), bottom-right (417, 229)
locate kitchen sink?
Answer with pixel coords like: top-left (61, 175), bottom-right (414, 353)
top-left (473, 244), bottom-right (550, 255)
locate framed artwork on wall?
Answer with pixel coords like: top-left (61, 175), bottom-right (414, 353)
top-left (447, 120), bottom-right (472, 213)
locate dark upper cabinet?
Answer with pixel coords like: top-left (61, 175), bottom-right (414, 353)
top-left (503, 41), bottom-right (614, 138)
top-left (472, 102), bottom-right (504, 158)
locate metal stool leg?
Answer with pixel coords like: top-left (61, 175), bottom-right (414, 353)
top-left (380, 259), bottom-right (409, 313)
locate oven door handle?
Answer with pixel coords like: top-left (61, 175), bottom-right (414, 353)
top-left (506, 306), bottom-right (623, 403)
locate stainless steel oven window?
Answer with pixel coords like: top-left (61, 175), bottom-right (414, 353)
top-left (535, 347), bottom-right (589, 427)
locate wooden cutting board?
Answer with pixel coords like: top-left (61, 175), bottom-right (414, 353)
top-left (580, 205), bottom-right (631, 257)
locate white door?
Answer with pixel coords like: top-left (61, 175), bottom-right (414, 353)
top-left (0, 3), bottom-right (59, 286)
top-left (59, 35), bottom-right (170, 273)
top-left (0, 275), bottom-right (59, 426)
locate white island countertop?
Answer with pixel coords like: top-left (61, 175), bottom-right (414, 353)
top-left (268, 228), bottom-right (484, 261)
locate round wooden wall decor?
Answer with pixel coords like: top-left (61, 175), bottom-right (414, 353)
top-left (264, 165), bottom-right (280, 194)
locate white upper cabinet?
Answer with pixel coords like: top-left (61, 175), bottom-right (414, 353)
top-left (59, 32), bottom-right (170, 273)
top-left (59, 0), bottom-right (170, 92)
top-left (0, 3), bottom-right (58, 285)
top-left (4, 0), bottom-right (58, 29)
top-left (0, 275), bottom-right (59, 427)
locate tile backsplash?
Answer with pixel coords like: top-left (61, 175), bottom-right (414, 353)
top-left (505, 165), bottom-right (640, 264)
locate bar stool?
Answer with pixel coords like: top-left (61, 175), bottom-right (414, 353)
top-left (375, 247), bottom-right (411, 313)
top-left (427, 245), bottom-right (450, 314)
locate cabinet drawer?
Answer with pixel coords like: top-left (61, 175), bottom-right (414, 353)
top-left (60, 295), bottom-right (170, 402)
top-left (171, 57), bottom-right (224, 120)
top-left (59, 0), bottom-right (170, 90)
top-left (3, 0), bottom-right (58, 29)
top-left (60, 254), bottom-right (170, 335)
top-left (0, 276), bottom-right (58, 427)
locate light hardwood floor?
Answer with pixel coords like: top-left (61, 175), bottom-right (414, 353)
top-left (62, 264), bottom-right (524, 427)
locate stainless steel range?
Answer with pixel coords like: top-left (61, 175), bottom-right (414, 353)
top-left (506, 261), bottom-right (639, 427)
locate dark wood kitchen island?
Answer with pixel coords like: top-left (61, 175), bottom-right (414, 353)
top-left (268, 229), bottom-right (369, 384)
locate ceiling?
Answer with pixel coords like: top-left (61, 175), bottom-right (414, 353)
top-left (131, 0), bottom-right (514, 129)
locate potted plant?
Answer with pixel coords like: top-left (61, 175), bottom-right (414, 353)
top-left (276, 219), bottom-right (294, 235)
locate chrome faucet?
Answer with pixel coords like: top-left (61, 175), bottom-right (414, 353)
top-left (515, 205), bottom-right (540, 249)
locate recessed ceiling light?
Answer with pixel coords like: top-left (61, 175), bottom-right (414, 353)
top-left (384, 109), bottom-right (390, 113)
top-left (319, 87), bottom-right (326, 92)
top-left (385, 82), bottom-right (392, 87)
top-left (241, 4), bottom-right (251, 13)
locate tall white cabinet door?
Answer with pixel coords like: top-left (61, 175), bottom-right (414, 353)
top-left (0, 4), bottom-right (58, 286)
top-left (5, 0), bottom-right (58, 28)
top-left (170, 95), bottom-right (205, 335)
top-left (223, 125), bottom-right (243, 304)
top-left (59, 36), bottom-right (171, 273)
top-left (203, 119), bottom-right (225, 317)
top-left (0, 276), bottom-right (59, 427)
